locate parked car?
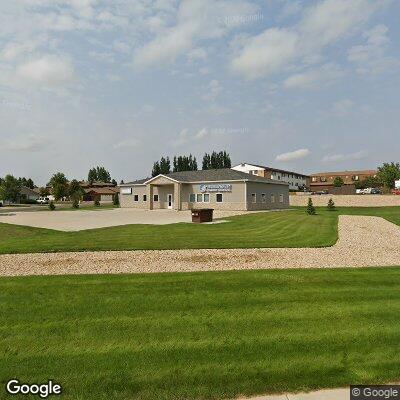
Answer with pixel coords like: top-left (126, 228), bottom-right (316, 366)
top-left (37, 197), bottom-right (50, 204)
top-left (392, 189), bottom-right (400, 195)
top-left (370, 188), bottom-right (381, 194)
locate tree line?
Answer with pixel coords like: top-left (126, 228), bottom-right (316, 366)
top-left (0, 166), bottom-right (117, 203)
top-left (151, 151), bottom-right (231, 177)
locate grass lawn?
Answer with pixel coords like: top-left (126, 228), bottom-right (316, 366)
top-left (0, 206), bottom-right (398, 254)
top-left (1, 267), bottom-right (400, 399)
top-left (0, 209), bottom-right (338, 254)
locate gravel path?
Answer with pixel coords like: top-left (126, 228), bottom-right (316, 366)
top-left (1, 216), bottom-right (399, 277)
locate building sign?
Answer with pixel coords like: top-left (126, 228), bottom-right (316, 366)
top-left (199, 184), bottom-right (232, 193)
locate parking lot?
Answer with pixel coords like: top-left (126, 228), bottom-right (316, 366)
top-left (0, 208), bottom-right (259, 231)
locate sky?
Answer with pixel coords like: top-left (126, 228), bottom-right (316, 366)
top-left (0, 0), bottom-right (399, 186)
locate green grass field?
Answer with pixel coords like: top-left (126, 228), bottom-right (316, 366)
top-left (0, 206), bottom-right (399, 254)
top-left (1, 268), bottom-right (400, 399)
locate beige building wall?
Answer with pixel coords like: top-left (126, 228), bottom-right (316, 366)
top-left (180, 181), bottom-right (247, 211)
top-left (120, 179), bottom-right (289, 211)
top-left (246, 181), bottom-right (289, 211)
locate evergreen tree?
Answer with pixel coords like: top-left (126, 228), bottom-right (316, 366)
top-left (306, 198), bottom-right (316, 215)
top-left (202, 153), bottom-right (211, 170)
top-left (88, 167), bottom-right (97, 183)
top-left (26, 178), bottom-right (35, 189)
top-left (152, 161), bottom-right (161, 177)
top-left (87, 166), bottom-right (112, 183)
top-left (327, 198), bottom-right (336, 211)
top-left (159, 157), bottom-right (171, 174)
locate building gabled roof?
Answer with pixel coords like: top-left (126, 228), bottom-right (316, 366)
top-left (233, 163), bottom-right (310, 178)
top-left (121, 168), bottom-right (288, 186)
top-left (20, 186), bottom-right (39, 196)
top-left (84, 187), bottom-right (119, 195)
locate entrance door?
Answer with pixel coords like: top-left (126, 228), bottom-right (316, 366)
top-left (167, 194), bottom-right (173, 209)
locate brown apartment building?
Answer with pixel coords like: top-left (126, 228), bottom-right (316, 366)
top-left (310, 170), bottom-right (378, 193)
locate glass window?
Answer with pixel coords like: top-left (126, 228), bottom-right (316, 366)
top-left (203, 193), bottom-right (210, 202)
top-left (279, 194), bottom-right (284, 203)
top-left (251, 193), bottom-right (256, 203)
top-left (189, 193), bottom-right (196, 203)
top-left (261, 193), bottom-right (266, 203)
top-left (216, 193), bottom-right (223, 203)
top-left (143, 194), bottom-right (147, 201)
top-left (153, 194), bottom-right (159, 202)
top-left (271, 194), bottom-right (275, 203)
top-left (134, 195), bottom-right (139, 202)
top-left (196, 193), bottom-right (203, 202)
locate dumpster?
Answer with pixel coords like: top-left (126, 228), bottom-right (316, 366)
top-left (191, 208), bottom-right (214, 223)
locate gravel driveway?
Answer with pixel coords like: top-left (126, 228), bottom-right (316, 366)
top-left (1, 216), bottom-right (399, 277)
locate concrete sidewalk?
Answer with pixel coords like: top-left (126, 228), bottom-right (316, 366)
top-left (241, 387), bottom-right (349, 400)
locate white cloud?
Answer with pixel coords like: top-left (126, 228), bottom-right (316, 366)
top-left (187, 47), bottom-right (207, 63)
top-left (113, 137), bottom-right (141, 149)
top-left (133, 0), bottom-right (258, 68)
top-left (331, 99), bottom-right (355, 116)
top-left (231, 28), bottom-right (298, 79)
top-left (0, 135), bottom-right (49, 152)
top-left (173, 127), bottom-right (211, 146)
top-left (275, 148), bottom-right (311, 162)
top-left (202, 80), bottom-right (222, 102)
top-left (322, 150), bottom-right (368, 162)
top-left (348, 24), bottom-right (399, 75)
top-left (231, 0), bottom-right (383, 79)
top-left (16, 55), bottom-right (75, 86)
top-left (284, 64), bottom-right (344, 89)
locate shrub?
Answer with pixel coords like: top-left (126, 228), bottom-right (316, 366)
top-left (94, 199), bottom-right (101, 207)
top-left (306, 198), bottom-right (316, 215)
top-left (113, 194), bottom-right (119, 206)
top-left (72, 199), bottom-right (79, 209)
top-left (327, 198), bottom-right (336, 211)
top-left (49, 201), bottom-right (56, 211)
top-left (21, 199), bottom-right (38, 204)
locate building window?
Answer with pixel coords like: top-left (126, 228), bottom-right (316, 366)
top-left (251, 193), bottom-right (257, 203)
top-left (153, 194), bottom-right (159, 202)
top-left (261, 193), bottom-right (266, 203)
top-left (312, 177), bottom-right (317, 182)
top-left (134, 194), bottom-right (139, 202)
top-left (216, 193), bottom-right (223, 203)
top-left (321, 177), bottom-right (327, 182)
top-left (143, 194), bottom-right (147, 201)
top-left (271, 194), bottom-right (275, 203)
top-left (352, 175), bottom-right (359, 181)
top-left (196, 193), bottom-right (203, 202)
top-left (203, 193), bottom-right (210, 202)
top-left (279, 194), bottom-right (284, 203)
top-left (189, 193), bottom-right (196, 203)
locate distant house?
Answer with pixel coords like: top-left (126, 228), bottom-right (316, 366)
top-left (20, 186), bottom-right (40, 201)
top-left (83, 187), bottom-right (119, 202)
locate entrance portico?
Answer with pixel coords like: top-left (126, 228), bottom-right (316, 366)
top-left (147, 175), bottom-right (182, 211)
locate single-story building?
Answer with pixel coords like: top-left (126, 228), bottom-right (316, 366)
top-left (20, 186), bottom-right (40, 201)
top-left (119, 169), bottom-right (289, 211)
top-left (83, 187), bottom-right (119, 202)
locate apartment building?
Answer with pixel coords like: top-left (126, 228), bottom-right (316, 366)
top-left (309, 170), bottom-right (378, 192)
top-left (231, 163), bottom-right (309, 191)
